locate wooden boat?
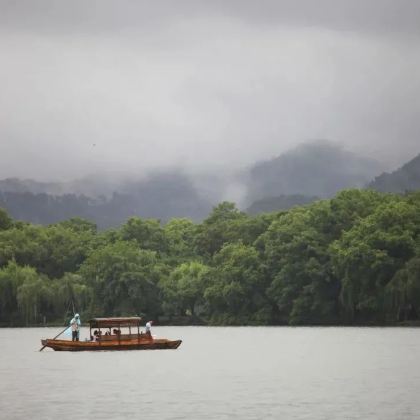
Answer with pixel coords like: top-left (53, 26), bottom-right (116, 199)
top-left (41, 317), bottom-right (182, 351)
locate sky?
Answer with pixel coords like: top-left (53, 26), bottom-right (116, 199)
top-left (0, 0), bottom-right (419, 180)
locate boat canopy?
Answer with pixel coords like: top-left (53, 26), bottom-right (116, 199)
top-left (89, 317), bottom-right (142, 328)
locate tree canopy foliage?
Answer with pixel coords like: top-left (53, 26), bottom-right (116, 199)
top-left (1, 189), bottom-right (420, 326)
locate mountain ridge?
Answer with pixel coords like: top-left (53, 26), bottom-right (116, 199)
top-left (368, 153), bottom-right (420, 193)
top-left (2, 141), bottom-right (417, 225)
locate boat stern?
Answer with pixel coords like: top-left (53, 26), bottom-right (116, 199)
top-left (170, 339), bottom-right (182, 349)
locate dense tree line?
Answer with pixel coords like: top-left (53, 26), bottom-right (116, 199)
top-left (0, 188), bottom-right (420, 326)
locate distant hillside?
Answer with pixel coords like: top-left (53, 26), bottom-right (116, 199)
top-left (368, 153), bottom-right (420, 193)
top-left (245, 141), bottom-right (386, 203)
top-left (0, 174), bottom-right (132, 197)
top-left (0, 178), bottom-right (63, 195)
top-left (246, 194), bottom-right (318, 215)
top-left (0, 141), bottom-right (396, 227)
top-left (0, 172), bottom-right (212, 228)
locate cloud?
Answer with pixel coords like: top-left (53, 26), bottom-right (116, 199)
top-left (0, 0), bottom-right (419, 180)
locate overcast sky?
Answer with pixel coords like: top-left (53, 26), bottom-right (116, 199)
top-left (0, 0), bottom-right (419, 180)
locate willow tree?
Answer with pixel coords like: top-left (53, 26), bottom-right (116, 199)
top-left (160, 261), bottom-right (210, 319)
top-left (386, 255), bottom-right (420, 321)
top-left (79, 240), bottom-right (167, 318)
top-left (204, 242), bottom-right (268, 325)
top-left (331, 198), bottom-right (420, 322)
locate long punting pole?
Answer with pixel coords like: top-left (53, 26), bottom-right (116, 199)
top-left (39, 325), bottom-right (70, 352)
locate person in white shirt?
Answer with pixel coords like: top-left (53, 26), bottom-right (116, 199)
top-left (145, 320), bottom-right (153, 338)
top-left (70, 314), bottom-right (81, 341)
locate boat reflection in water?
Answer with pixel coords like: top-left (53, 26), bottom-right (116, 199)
top-left (41, 317), bottom-right (182, 351)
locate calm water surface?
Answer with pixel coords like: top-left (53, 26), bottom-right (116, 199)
top-left (0, 327), bottom-right (419, 419)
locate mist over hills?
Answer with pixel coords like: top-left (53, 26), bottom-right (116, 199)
top-left (0, 172), bottom-right (212, 228)
top-left (0, 173), bottom-right (137, 198)
top-left (1, 141), bottom-right (417, 226)
top-left (368, 153), bottom-right (420, 193)
top-left (245, 141), bottom-right (386, 203)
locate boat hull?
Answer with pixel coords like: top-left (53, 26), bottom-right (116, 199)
top-left (41, 338), bottom-right (182, 351)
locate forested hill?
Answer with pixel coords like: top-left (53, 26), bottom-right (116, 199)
top-left (368, 153), bottom-right (420, 193)
top-left (1, 142), bottom-right (414, 225)
top-left (0, 172), bottom-right (212, 228)
top-left (1, 188), bottom-right (420, 327)
top-left (0, 142), bottom-right (387, 226)
top-left (0, 178), bottom-right (63, 195)
top-left (245, 141), bottom-right (385, 203)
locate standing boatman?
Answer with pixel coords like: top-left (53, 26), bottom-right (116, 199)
top-left (145, 320), bottom-right (153, 338)
top-left (70, 313), bottom-right (81, 341)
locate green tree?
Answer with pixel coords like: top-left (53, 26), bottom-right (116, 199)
top-left (55, 217), bottom-right (97, 234)
top-left (260, 203), bottom-right (339, 325)
top-left (204, 243), bottom-right (269, 324)
top-left (0, 224), bottom-right (48, 269)
top-left (331, 199), bottom-right (420, 322)
top-left (49, 273), bottom-right (93, 322)
top-left (80, 241), bottom-right (166, 318)
top-left (194, 202), bottom-right (248, 258)
top-left (386, 254), bottom-right (420, 321)
top-left (16, 271), bottom-right (50, 325)
top-left (328, 189), bottom-right (391, 237)
top-left (121, 217), bottom-right (167, 254)
top-left (161, 261), bottom-right (210, 318)
top-left (164, 218), bottom-right (197, 262)
top-left (40, 225), bottom-right (94, 278)
top-left (0, 208), bottom-right (12, 230)
top-left (0, 223), bottom-right (94, 278)
top-left (0, 261), bottom-right (50, 325)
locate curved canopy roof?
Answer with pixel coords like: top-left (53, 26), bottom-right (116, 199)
top-left (89, 317), bottom-right (142, 328)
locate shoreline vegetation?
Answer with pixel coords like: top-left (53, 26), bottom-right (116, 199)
top-left (2, 321), bottom-right (420, 328)
top-left (1, 188), bottom-right (420, 328)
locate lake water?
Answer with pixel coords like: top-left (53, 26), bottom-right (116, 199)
top-left (0, 327), bottom-right (419, 419)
